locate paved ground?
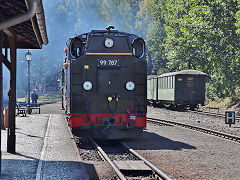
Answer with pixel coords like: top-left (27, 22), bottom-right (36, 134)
top-left (0, 101), bottom-right (91, 179)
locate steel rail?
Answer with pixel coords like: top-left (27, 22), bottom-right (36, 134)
top-left (90, 138), bottom-right (126, 180)
top-left (189, 109), bottom-right (240, 121)
top-left (147, 117), bottom-right (240, 143)
top-left (121, 142), bottom-right (172, 180)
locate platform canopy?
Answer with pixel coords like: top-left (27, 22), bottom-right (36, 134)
top-left (0, 0), bottom-right (48, 49)
top-left (0, 0), bottom-right (49, 155)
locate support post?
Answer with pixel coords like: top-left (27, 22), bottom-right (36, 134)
top-left (7, 35), bottom-right (16, 153)
top-left (27, 60), bottom-right (31, 114)
top-left (0, 31), bottom-right (3, 174)
top-left (61, 68), bottom-right (64, 110)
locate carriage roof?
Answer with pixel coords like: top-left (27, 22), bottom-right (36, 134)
top-left (158, 70), bottom-right (206, 78)
top-left (147, 75), bottom-right (158, 79)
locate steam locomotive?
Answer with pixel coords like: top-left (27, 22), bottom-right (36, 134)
top-left (62, 26), bottom-right (147, 139)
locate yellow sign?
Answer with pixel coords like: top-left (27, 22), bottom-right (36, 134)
top-left (82, 35), bottom-right (87, 39)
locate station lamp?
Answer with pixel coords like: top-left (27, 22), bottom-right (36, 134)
top-left (25, 50), bottom-right (32, 61)
top-left (25, 50), bottom-right (32, 114)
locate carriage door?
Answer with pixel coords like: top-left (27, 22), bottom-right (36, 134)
top-left (186, 76), bottom-right (194, 103)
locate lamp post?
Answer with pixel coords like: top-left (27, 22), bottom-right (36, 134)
top-left (25, 50), bottom-right (32, 114)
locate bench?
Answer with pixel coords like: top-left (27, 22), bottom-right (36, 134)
top-left (30, 106), bottom-right (41, 114)
top-left (16, 104), bottom-right (27, 117)
top-left (16, 102), bottom-right (41, 114)
top-left (29, 103), bottom-right (40, 114)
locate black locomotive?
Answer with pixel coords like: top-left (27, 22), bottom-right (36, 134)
top-left (147, 70), bottom-right (206, 109)
top-left (62, 26), bottom-right (147, 139)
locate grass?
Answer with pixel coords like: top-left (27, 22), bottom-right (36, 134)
top-left (17, 95), bottom-right (61, 103)
top-left (205, 93), bottom-right (240, 110)
top-left (39, 94), bottom-right (61, 101)
top-left (17, 98), bottom-right (26, 102)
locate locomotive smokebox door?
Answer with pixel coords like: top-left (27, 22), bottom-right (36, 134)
top-left (225, 111), bottom-right (235, 127)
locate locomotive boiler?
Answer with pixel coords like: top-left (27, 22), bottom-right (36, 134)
top-left (62, 26), bottom-right (147, 139)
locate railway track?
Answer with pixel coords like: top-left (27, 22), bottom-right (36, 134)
top-left (90, 138), bottom-right (171, 180)
top-left (189, 109), bottom-right (240, 121)
top-left (147, 117), bottom-right (240, 144)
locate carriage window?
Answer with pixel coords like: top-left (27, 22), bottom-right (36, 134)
top-left (166, 77), bottom-right (167, 89)
top-left (167, 77), bottom-right (168, 89)
top-left (172, 76), bottom-right (174, 88)
top-left (166, 77), bottom-right (168, 89)
top-left (169, 77), bottom-right (172, 89)
top-left (187, 77), bottom-right (194, 87)
top-left (168, 77), bottom-right (169, 89)
top-left (164, 77), bottom-right (166, 89)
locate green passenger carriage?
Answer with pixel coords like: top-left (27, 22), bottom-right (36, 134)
top-left (147, 70), bottom-right (206, 109)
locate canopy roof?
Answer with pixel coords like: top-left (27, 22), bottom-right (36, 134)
top-left (0, 0), bottom-right (48, 49)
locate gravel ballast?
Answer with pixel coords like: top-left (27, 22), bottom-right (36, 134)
top-left (124, 106), bottom-right (240, 179)
top-left (148, 106), bottom-right (240, 136)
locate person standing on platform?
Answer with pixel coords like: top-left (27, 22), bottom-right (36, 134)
top-left (31, 90), bottom-right (38, 103)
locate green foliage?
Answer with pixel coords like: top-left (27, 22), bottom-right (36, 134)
top-left (16, 0), bottom-right (240, 100)
top-left (138, 0), bottom-right (240, 98)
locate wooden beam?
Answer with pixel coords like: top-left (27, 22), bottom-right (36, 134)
top-left (7, 34), bottom-right (16, 153)
top-left (0, 31), bottom-right (12, 70)
top-left (3, 29), bottom-right (40, 49)
top-left (16, 34), bottom-right (39, 49)
top-left (0, 53), bottom-right (11, 70)
top-left (30, 16), bottom-right (43, 48)
top-left (3, 29), bottom-right (15, 38)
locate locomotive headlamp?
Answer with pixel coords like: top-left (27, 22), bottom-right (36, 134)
top-left (125, 81), bottom-right (135, 91)
top-left (83, 81), bottom-right (92, 91)
top-left (104, 38), bottom-right (114, 48)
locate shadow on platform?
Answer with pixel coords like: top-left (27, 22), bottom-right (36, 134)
top-left (1, 158), bottom-right (97, 180)
top-left (124, 131), bottom-right (196, 151)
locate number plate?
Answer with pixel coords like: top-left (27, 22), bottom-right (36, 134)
top-left (98, 59), bottom-right (120, 67)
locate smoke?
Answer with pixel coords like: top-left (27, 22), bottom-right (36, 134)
top-left (16, 0), bottom-right (142, 98)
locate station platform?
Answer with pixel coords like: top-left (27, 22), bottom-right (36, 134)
top-left (1, 113), bottom-right (91, 179)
